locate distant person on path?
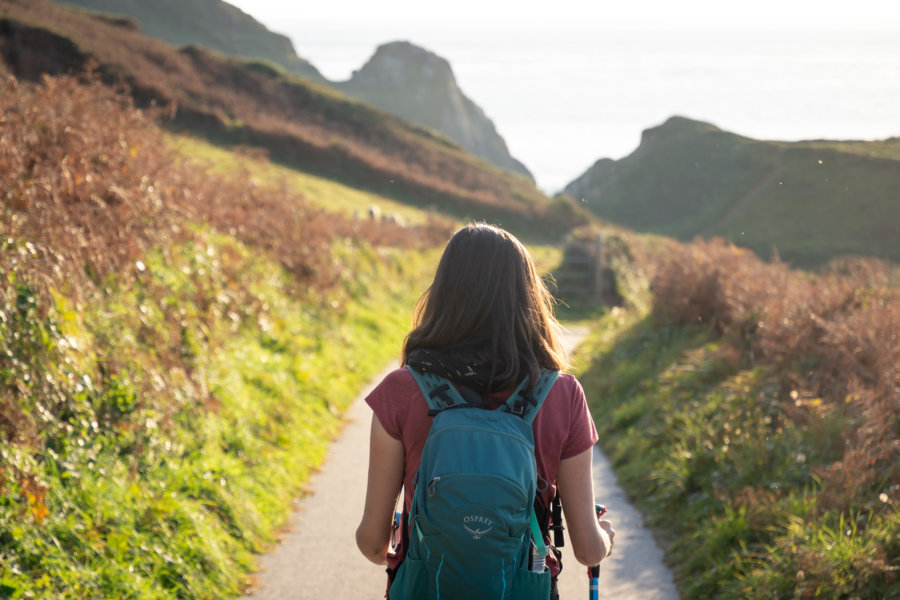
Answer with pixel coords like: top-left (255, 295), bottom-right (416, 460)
top-left (356, 223), bottom-right (614, 598)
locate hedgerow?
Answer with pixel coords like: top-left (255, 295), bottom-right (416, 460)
top-left (0, 73), bottom-right (444, 598)
top-left (651, 239), bottom-right (899, 514)
top-left (579, 237), bottom-right (899, 598)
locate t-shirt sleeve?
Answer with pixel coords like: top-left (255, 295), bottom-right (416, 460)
top-left (365, 368), bottom-right (418, 441)
top-left (561, 376), bottom-right (599, 459)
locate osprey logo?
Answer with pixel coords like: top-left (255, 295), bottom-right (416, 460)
top-left (463, 515), bottom-right (494, 540)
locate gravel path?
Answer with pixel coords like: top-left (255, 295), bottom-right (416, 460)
top-left (241, 326), bottom-right (679, 599)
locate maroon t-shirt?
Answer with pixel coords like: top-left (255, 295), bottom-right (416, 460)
top-left (366, 367), bottom-right (598, 573)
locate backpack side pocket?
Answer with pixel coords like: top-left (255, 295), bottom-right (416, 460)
top-left (512, 565), bottom-right (552, 600)
top-left (387, 556), bottom-right (429, 600)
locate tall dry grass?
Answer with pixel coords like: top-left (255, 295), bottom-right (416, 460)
top-left (0, 72), bottom-right (449, 449)
top-left (650, 238), bottom-right (900, 511)
top-left (0, 72), bottom-right (449, 306)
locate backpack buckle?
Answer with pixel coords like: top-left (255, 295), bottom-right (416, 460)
top-left (430, 384), bottom-right (457, 410)
top-left (511, 391), bottom-right (537, 417)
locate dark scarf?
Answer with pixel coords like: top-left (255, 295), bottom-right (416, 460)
top-left (406, 348), bottom-right (508, 394)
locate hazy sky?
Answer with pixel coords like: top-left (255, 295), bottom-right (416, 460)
top-left (225, 0), bottom-right (900, 192)
top-left (228, 0), bottom-right (900, 27)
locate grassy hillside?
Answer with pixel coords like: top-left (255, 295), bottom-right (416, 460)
top-left (577, 237), bottom-right (900, 598)
top-left (51, 4), bottom-right (532, 179)
top-left (564, 116), bottom-right (900, 267)
top-left (1, 0), bottom-right (589, 240)
top-left (54, 0), bottom-right (325, 82)
top-left (0, 71), bottom-right (447, 598)
top-left (168, 135), bottom-right (433, 224)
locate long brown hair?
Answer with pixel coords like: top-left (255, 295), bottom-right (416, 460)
top-left (402, 223), bottom-right (567, 390)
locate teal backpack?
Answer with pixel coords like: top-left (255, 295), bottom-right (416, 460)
top-left (388, 366), bottom-right (560, 600)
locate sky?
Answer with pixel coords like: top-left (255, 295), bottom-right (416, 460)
top-left (229, 0), bottom-right (900, 27)
top-left (225, 0), bottom-right (900, 192)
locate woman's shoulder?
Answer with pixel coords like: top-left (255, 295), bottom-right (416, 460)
top-left (550, 371), bottom-right (584, 396)
top-left (369, 366), bottom-right (420, 400)
top-left (366, 367), bottom-right (425, 441)
top-left (541, 372), bottom-right (587, 414)
top-left (378, 366), bottom-right (417, 387)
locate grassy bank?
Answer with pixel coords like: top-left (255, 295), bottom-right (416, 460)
top-left (0, 230), bottom-right (435, 599)
top-left (3, 0), bottom-right (591, 241)
top-left (576, 239), bottom-right (899, 599)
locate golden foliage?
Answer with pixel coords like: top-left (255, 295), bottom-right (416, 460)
top-left (0, 73), bottom-right (449, 306)
top-left (650, 238), bottom-right (900, 510)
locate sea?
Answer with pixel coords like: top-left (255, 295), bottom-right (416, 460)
top-left (242, 18), bottom-right (900, 194)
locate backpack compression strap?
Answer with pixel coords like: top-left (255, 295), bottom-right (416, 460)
top-left (405, 367), bottom-right (467, 413)
top-left (502, 370), bottom-right (560, 424)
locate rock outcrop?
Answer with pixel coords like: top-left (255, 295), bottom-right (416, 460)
top-left (337, 41), bottom-right (533, 180)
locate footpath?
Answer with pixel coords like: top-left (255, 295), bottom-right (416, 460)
top-left (241, 327), bottom-right (679, 599)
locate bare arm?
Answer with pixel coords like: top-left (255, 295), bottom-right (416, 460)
top-left (355, 414), bottom-right (405, 565)
top-left (557, 446), bottom-right (615, 566)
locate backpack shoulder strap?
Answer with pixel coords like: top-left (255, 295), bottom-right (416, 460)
top-left (405, 365), bottom-right (467, 413)
top-left (406, 365), bottom-right (560, 420)
top-left (502, 369), bottom-right (560, 424)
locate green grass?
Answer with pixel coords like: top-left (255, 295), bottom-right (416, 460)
top-left (167, 135), bottom-right (435, 224)
top-left (574, 310), bottom-right (900, 599)
top-left (717, 146), bottom-right (900, 266)
top-left (0, 229), bottom-right (436, 599)
top-left (573, 119), bottom-right (777, 238)
top-left (56, 0), bottom-right (325, 82)
top-left (790, 138), bottom-right (900, 161)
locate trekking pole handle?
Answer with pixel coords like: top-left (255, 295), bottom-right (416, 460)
top-left (588, 504), bottom-right (607, 600)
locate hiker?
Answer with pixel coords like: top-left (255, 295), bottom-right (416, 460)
top-left (356, 222), bottom-right (614, 599)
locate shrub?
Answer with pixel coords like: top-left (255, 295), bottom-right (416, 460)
top-left (0, 72), bottom-right (445, 598)
top-left (636, 237), bottom-right (900, 596)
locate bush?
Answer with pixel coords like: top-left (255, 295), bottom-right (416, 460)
top-left (590, 237), bottom-right (900, 597)
top-left (0, 72), bottom-right (445, 598)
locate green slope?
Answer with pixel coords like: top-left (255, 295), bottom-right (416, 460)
top-left (565, 116), bottom-right (900, 267)
top-left (719, 145), bottom-right (900, 266)
top-left (55, 0), bottom-right (325, 82)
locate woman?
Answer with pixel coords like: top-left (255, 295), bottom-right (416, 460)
top-left (356, 223), bottom-right (614, 598)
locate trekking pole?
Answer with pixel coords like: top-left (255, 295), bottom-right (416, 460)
top-left (588, 504), bottom-right (607, 600)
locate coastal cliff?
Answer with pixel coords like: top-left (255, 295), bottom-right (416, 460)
top-left (337, 41), bottom-right (533, 180)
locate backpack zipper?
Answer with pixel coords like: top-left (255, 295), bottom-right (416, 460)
top-left (425, 472), bottom-right (530, 499)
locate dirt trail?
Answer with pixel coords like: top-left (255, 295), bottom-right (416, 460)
top-left (241, 326), bottom-right (679, 599)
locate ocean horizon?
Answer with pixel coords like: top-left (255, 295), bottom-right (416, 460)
top-left (246, 19), bottom-right (900, 194)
